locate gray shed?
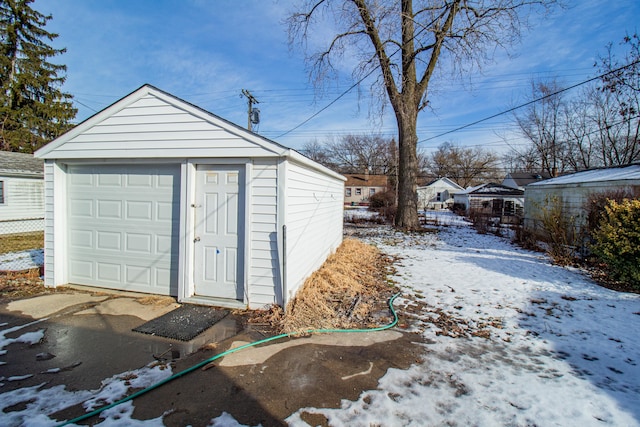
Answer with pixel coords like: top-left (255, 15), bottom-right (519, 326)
top-left (34, 85), bottom-right (345, 309)
top-left (524, 164), bottom-right (640, 232)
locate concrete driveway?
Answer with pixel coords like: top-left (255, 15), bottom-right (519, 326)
top-left (0, 287), bottom-right (420, 426)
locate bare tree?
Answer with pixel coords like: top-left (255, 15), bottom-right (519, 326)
top-left (426, 142), bottom-right (500, 188)
top-left (301, 133), bottom-right (397, 174)
top-left (287, 0), bottom-right (556, 229)
top-left (511, 79), bottom-right (569, 176)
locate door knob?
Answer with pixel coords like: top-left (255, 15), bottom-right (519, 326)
top-left (194, 237), bottom-right (200, 242)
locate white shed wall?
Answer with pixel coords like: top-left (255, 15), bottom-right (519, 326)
top-left (0, 176), bottom-right (44, 234)
top-left (247, 159), bottom-right (281, 307)
top-left (524, 180), bottom-right (640, 230)
top-left (283, 160), bottom-right (344, 304)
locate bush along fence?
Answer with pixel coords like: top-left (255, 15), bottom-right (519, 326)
top-left (0, 218), bottom-right (44, 273)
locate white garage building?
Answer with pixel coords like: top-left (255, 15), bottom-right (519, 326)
top-left (35, 85), bottom-right (345, 309)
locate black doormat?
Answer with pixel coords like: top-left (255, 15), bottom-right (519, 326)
top-left (133, 305), bottom-right (229, 341)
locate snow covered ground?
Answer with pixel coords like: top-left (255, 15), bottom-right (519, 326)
top-left (1, 211), bottom-right (638, 426)
top-left (289, 211), bottom-right (640, 426)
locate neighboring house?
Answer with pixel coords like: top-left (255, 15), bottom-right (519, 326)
top-left (502, 171), bottom-right (552, 190)
top-left (453, 183), bottom-right (524, 220)
top-left (34, 84), bottom-right (345, 310)
top-left (417, 177), bottom-right (463, 210)
top-left (524, 164), bottom-right (640, 233)
top-left (0, 151), bottom-right (44, 235)
top-left (344, 173), bottom-right (388, 205)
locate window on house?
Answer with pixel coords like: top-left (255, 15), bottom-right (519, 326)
top-left (0, 181), bottom-right (4, 204)
top-left (436, 192), bottom-right (442, 202)
top-left (345, 188), bottom-right (352, 197)
top-left (504, 200), bottom-right (515, 216)
top-left (355, 188), bottom-right (362, 196)
top-left (369, 188), bottom-right (376, 196)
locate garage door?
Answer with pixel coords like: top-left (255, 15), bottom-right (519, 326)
top-left (67, 164), bottom-right (180, 295)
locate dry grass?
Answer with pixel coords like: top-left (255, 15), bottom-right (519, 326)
top-left (0, 231), bottom-right (44, 253)
top-left (280, 238), bottom-right (396, 334)
top-left (0, 269), bottom-right (64, 300)
top-left (137, 295), bottom-right (177, 306)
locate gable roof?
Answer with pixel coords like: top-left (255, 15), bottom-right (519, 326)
top-left (504, 171), bottom-right (552, 187)
top-left (0, 151), bottom-right (44, 178)
top-left (419, 177), bottom-right (464, 191)
top-left (528, 164), bottom-right (640, 187)
top-left (34, 84), bottom-right (344, 181)
top-left (344, 174), bottom-right (388, 187)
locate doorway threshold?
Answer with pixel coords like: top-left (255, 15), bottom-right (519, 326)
top-left (181, 295), bottom-right (246, 310)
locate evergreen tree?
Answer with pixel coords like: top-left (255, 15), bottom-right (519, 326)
top-left (0, 0), bottom-right (76, 153)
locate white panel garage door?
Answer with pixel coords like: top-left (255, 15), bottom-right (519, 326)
top-left (67, 164), bottom-right (180, 295)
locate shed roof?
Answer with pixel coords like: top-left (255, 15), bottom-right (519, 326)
top-left (0, 151), bottom-right (44, 178)
top-left (528, 164), bottom-right (640, 187)
top-left (457, 182), bottom-right (524, 196)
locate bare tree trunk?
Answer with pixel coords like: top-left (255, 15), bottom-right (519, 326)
top-left (395, 106), bottom-right (420, 229)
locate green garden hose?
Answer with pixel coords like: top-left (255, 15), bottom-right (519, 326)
top-left (57, 292), bottom-right (401, 426)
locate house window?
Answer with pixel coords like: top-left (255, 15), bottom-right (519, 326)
top-left (0, 181), bottom-right (4, 204)
top-left (436, 192), bottom-right (442, 202)
top-left (504, 200), bottom-right (515, 216)
top-left (369, 188), bottom-right (376, 196)
top-left (355, 188), bottom-right (362, 196)
top-left (345, 188), bottom-right (352, 197)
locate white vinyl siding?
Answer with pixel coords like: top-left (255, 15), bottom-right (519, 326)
top-left (43, 95), bottom-right (282, 159)
top-left (248, 159), bottom-right (280, 306)
top-left (0, 176), bottom-right (44, 234)
top-left (284, 160), bottom-right (343, 301)
top-left (43, 161), bottom-right (55, 286)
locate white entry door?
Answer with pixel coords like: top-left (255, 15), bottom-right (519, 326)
top-left (193, 165), bottom-right (244, 300)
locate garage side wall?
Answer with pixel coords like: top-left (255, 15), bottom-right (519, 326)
top-left (248, 159), bottom-right (281, 307)
top-left (283, 160), bottom-right (344, 305)
top-left (42, 161), bottom-right (55, 286)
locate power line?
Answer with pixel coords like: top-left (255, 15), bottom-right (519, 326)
top-left (418, 59), bottom-right (640, 144)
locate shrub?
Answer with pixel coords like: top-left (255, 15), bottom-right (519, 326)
top-left (368, 190), bottom-right (396, 223)
top-left (584, 187), bottom-right (640, 235)
top-left (590, 199), bottom-right (640, 289)
top-left (534, 195), bottom-right (579, 265)
top-left (368, 190), bottom-right (395, 209)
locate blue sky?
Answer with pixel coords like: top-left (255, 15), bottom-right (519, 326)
top-left (39, 0), bottom-right (640, 154)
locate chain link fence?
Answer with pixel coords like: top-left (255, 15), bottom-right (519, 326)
top-left (0, 218), bottom-right (44, 273)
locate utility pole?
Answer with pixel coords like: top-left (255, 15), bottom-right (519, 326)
top-left (241, 89), bottom-right (259, 131)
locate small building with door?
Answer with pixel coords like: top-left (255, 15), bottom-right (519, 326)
top-left (417, 177), bottom-right (463, 210)
top-left (34, 84), bottom-right (345, 309)
top-left (0, 151), bottom-right (44, 235)
top-left (453, 182), bottom-right (524, 221)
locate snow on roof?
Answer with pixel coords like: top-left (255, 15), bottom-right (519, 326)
top-left (528, 164), bottom-right (640, 186)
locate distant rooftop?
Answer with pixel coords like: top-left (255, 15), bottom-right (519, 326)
top-left (0, 151), bottom-right (44, 178)
top-left (528, 164), bottom-right (640, 186)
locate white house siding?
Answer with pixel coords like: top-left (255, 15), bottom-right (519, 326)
top-left (283, 160), bottom-right (344, 303)
top-left (48, 95), bottom-right (280, 160)
top-left (0, 176), bottom-right (44, 234)
top-left (42, 161), bottom-right (54, 285)
top-left (248, 159), bottom-right (281, 307)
